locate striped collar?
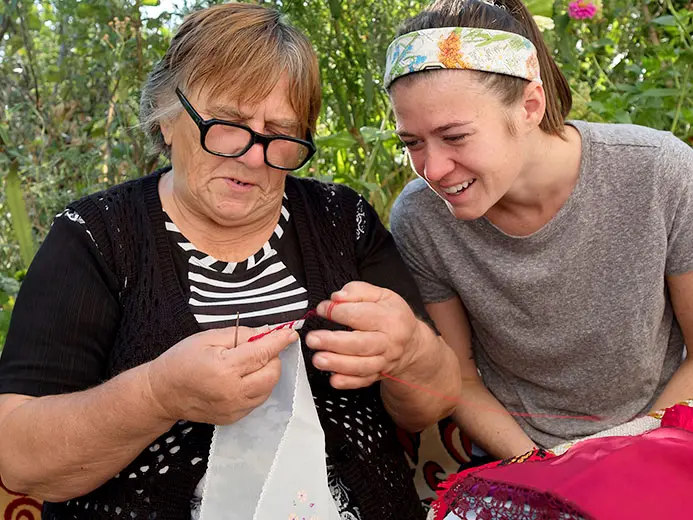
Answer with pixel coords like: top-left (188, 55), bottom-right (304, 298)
top-left (164, 194), bottom-right (290, 275)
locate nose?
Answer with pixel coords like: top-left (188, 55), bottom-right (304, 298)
top-left (236, 141), bottom-right (266, 169)
top-left (422, 145), bottom-right (455, 183)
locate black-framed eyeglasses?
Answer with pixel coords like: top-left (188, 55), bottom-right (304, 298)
top-left (175, 87), bottom-right (316, 171)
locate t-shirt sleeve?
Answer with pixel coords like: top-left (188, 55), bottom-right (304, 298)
top-left (390, 188), bottom-right (457, 304)
top-left (0, 212), bottom-right (120, 397)
top-left (354, 196), bottom-right (430, 321)
top-left (662, 134), bottom-right (693, 276)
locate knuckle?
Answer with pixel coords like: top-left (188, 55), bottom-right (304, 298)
top-left (343, 281), bottom-right (360, 292)
top-left (253, 345), bottom-right (273, 367)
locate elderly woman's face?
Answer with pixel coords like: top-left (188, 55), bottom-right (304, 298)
top-left (162, 76), bottom-right (302, 227)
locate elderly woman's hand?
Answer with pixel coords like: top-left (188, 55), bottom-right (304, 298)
top-left (146, 327), bottom-right (298, 425)
top-left (305, 281), bottom-right (426, 390)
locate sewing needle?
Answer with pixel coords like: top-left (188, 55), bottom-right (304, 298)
top-left (233, 311), bottom-right (240, 348)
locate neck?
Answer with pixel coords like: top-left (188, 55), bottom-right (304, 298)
top-left (158, 172), bottom-right (282, 262)
top-left (487, 124), bottom-right (582, 235)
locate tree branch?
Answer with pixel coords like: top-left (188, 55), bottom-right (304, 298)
top-left (18, 10), bottom-right (41, 111)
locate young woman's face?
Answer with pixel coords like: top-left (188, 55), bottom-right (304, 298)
top-left (390, 71), bottom-right (529, 220)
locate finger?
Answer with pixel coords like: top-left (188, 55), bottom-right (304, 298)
top-left (240, 357), bottom-right (282, 400)
top-left (312, 351), bottom-right (387, 377)
top-left (329, 281), bottom-right (391, 304)
top-left (305, 330), bottom-right (385, 356)
top-left (231, 329), bottom-right (298, 375)
top-left (316, 300), bottom-right (390, 332)
top-left (329, 373), bottom-right (380, 390)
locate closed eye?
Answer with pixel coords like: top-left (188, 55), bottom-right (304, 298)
top-left (401, 139), bottom-right (422, 150)
top-left (265, 126), bottom-right (299, 138)
top-left (443, 134), bottom-right (468, 143)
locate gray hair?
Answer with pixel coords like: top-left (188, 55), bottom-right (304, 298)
top-left (139, 3), bottom-right (321, 159)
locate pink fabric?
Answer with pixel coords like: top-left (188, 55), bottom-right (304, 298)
top-left (471, 427), bottom-right (693, 519)
top-left (661, 403), bottom-right (693, 431)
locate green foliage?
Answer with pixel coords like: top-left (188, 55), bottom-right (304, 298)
top-left (0, 270), bottom-right (23, 353)
top-left (550, 0), bottom-right (693, 140)
top-left (5, 160), bottom-right (36, 268)
top-left (259, 0), bottom-right (424, 222)
top-left (0, 0), bottom-right (171, 276)
top-left (0, 0), bottom-right (691, 349)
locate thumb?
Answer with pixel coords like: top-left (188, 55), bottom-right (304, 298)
top-left (232, 328), bottom-right (299, 375)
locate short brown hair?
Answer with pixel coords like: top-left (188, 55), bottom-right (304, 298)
top-left (392, 0), bottom-right (572, 136)
top-left (140, 3), bottom-right (321, 156)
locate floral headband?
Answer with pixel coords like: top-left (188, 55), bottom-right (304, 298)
top-left (384, 27), bottom-right (542, 88)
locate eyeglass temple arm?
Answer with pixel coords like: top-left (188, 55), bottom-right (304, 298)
top-left (175, 87), bottom-right (204, 126)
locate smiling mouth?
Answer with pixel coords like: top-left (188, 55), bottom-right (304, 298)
top-left (441, 179), bottom-right (476, 195)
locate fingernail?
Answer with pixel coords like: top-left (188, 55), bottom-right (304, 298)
top-left (332, 291), bottom-right (347, 301)
top-left (313, 354), bottom-right (328, 369)
top-left (288, 330), bottom-right (299, 341)
top-left (305, 335), bottom-right (321, 348)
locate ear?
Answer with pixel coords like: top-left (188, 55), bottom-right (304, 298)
top-left (160, 118), bottom-right (174, 146)
top-left (519, 81), bottom-right (546, 131)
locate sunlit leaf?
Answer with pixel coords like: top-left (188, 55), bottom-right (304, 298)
top-left (5, 164), bottom-right (35, 268)
top-left (652, 15), bottom-right (677, 27)
top-left (316, 130), bottom-right (357, 149)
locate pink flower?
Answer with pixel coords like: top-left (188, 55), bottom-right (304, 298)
top-left (661, 404), bottom-right (693, 433)
top-left (568, 0), bottom-right (598, 19)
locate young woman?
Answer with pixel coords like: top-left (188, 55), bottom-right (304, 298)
top-left (386, 0), bottom-right (693, 469)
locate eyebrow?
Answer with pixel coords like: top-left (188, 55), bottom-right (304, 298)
top-left (208, 104), bottom-right (245, 121)
top-left (208, 104), bottom-right (300, 133)
top-left (397, 120), bottom-right (473, 137)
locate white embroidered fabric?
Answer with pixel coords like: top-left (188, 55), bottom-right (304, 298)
top-left (199, 339), bottom-right (341, 520)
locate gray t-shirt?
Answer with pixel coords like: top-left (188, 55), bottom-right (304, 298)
top-left (390, 121), bottom-right (693, 448)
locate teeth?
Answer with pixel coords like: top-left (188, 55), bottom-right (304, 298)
top-left (442, 180), bottom-right (474, 194)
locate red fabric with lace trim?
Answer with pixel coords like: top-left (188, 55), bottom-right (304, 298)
top-left (433, 404), bottom-right (693, 520)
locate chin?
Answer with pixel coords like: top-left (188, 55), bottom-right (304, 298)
top-left (444, 201), bottom-right (486, 222)
top-left (207, 200), bottom-right (249, 224)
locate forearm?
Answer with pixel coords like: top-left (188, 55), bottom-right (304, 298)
top-left (0, 362), bottom-right (175, 501)
top-left (452, 379), bottom-right (536, 460)
top-left (381, 322), bottom-right (460, 432)
top-left (651, 357), bottom-right (693, 412)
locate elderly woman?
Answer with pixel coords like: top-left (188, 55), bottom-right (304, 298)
top-left (0, 4), bottom-right (461, 519)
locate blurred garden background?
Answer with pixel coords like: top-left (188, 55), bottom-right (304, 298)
top-left (0, 0), bottom-right (692, 348)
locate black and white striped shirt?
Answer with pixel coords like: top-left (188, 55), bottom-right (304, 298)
top-left (165, 194), bottom-right (309, 331)
top-left (168, 195), bottom-right (365, 519)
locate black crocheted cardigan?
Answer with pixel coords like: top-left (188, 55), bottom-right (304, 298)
top-left (42, 170), bottom-right (424, 520)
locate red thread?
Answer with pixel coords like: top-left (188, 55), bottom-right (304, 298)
top-left (247, 310), bottom-right (318, 342)
top-left (326, 301), bottom-right (338, 321)
top-left (244, 306), bottom-right (602, 422)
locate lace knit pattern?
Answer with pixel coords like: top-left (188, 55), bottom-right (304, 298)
top-left (41, 170), bottom-right (424, 520)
